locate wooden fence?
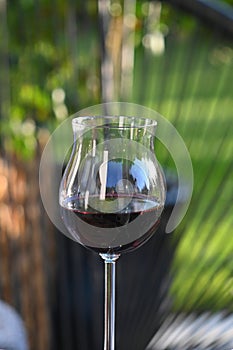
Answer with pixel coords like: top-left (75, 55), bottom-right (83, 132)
top-left (0, 150), bottom-right (56, 349)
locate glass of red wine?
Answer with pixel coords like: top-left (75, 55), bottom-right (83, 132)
top-left (59, 115), bottom-right (166, 350)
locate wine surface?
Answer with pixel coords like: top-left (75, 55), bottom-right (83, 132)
top-left (60, 195), bottom-right (163, 254)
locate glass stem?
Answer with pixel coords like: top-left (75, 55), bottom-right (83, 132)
top-left (100, 253), bottom-right (120, 350)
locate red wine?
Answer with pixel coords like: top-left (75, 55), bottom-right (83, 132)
top-left (73, 210), bottom-right (141, 228)
top-left (60, 195), bottom-right (163, 254)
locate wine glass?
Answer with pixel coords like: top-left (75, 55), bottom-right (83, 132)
top-left (59, 115), bottom-right (166, 350)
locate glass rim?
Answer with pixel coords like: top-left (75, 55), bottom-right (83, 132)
top-left (72, 115), bottom-right (158, 129)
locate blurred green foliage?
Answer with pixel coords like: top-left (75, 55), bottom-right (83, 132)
top-left (2, 0), bottom-right (232, 160)
top-left (1, 0), bottom-right (100, 159)
top-left (133, 3), bottom-right (233, 312)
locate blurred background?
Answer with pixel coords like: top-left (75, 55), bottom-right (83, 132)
top-left (0, 0), bottom-right (233, 349)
